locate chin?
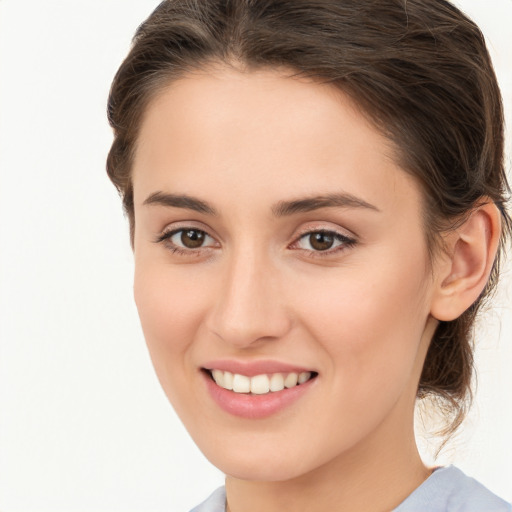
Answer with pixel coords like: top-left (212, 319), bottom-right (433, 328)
top-left (216, 457), bottom-right (307, 482)
top-left (197, 439), bottom-right (322, 482)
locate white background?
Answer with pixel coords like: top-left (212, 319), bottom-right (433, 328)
top-left (0, 1), bottom-right (510, 510)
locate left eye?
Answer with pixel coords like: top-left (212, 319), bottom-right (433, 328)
top-left (295, 231), bottom-right (353, 252)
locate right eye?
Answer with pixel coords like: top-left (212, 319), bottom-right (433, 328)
top-left (156, 228), bottom-right (218, 253)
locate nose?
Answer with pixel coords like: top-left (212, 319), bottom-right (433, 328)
top-left (206, 246), bottom-right (293, 349)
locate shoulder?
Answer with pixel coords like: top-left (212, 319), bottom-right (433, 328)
top-left (394, 465), bottom-right (512, 512)
top-left (189, 486), bottom-right (226, 512)
top-left (187, 470), bottom-right (512, 512)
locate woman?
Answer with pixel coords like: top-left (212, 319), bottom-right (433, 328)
top-left (106, 0), bottom-right (511, 510)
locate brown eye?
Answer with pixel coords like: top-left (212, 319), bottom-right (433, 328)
top-left (309, 232), bottom-right (334, 251)
top-left (157, 228), bottom-right (217, 252)
top-left (294, 230), bottom-right (355, 254)
top-left (181, 229), bottom-right (206, 248)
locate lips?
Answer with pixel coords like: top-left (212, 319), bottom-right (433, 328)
top-left (202, 359), bottom-right (315, 377)
top-left (201, 360), bottom-right (318, 419)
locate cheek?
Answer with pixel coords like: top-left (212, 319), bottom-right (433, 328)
top-left (277, 257), bottom-right (431, 458)
top-left (292, 252), bottom-right (431, 395)
top-left (133, 261), bottom-right (209, 389)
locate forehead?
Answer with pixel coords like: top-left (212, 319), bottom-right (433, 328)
top-left (132, 65), bottom-right (422, 217)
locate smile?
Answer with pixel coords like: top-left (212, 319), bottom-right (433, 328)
top-left (209, 369), bottom-right (316, 395)
top-left (202, 365), bottom-right (318, 419)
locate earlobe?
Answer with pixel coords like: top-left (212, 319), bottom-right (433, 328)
top-left (430, 201), bottom-right (501, 322)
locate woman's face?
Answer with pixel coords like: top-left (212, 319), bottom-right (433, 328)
top-left (132, 66), bottom-right (439, 481)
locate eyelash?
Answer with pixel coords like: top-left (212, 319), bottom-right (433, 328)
top-left (155, 227), bottom-right (357, 258)
top-left (291, 229), bottom-right (357, 257)
top-left (154, 228), bottom-right (217, 257)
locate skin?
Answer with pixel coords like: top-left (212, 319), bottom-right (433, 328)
top-left (130, 64), bottom-right (500, 512)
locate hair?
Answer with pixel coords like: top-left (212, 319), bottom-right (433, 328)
top-left (106, 0), bottom-right (510, 439)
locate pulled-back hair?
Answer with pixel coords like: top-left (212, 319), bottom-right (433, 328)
top-left (106, 0), bottom-right (510, 437)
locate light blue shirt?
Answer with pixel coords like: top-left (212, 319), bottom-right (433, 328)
top-left (189, 466), bottom-right (511, 512)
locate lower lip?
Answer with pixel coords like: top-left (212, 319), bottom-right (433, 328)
top-left (202, 371), bottom-right (316, 419)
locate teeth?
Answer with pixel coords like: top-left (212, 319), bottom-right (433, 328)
top-left (284, 372), bottom-right (298, 388)
top-left (269, 373), bottom-right (285, 392)
top-left (298, 371), bottom-right (311, 384)
top-left (250, 374), bottom-right (270, 394)
top-left (223, 371), bottom-right (234, 390)
top-left (212, 369), bottom-right (224, 388)
top-left (210, 370), bottom-right (314, 395)
top-left (232, 374), bottom-right (251, 393)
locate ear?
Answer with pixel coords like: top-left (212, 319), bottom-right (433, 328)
top-left (430, 200), bottom-right (501, 322)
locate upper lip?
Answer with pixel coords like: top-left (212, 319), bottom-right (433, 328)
top-left (201, 359), bottom-right (316, 377)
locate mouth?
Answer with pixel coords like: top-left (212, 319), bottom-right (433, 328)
top-left (200, 360), bottom-right (319, 418)
top-left (204, 368), bottom-right (318, 395)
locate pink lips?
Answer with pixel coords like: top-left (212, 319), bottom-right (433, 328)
top-left (202, 359), bottom-right (313, 377)
top-left (201, 359), bottom-right (317, 419)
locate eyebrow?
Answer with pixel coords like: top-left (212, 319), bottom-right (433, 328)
top-left (271, 193), bottom-right (380, 217)
top-left (142, 191), bottom-right (379, 217)
top-left (143, 191), bottom-right (218, 215)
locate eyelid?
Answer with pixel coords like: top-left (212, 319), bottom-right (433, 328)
top-left (292, 222), bottom-right (357, 243)
top-left (154, 223), bottom-right (220, 254)
top-left (154, 220), bottom-right (216, 241)
top-left (156, 228), bottom-right (216, 245)
top-left (296, 222), bottom-right (357, 239)
top-left (289, 225), bottom-right (357, 255)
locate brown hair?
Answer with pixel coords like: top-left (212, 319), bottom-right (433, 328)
top-left (106, 0), bottom-right (510, 437)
